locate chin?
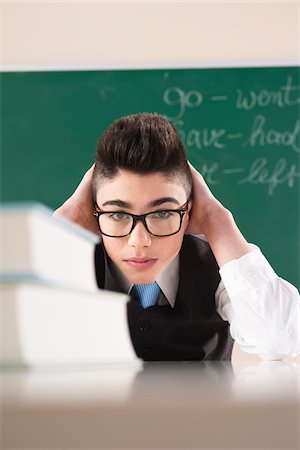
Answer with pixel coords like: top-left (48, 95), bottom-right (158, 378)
top-left (122, 267), bottom-right (159, 285)
top-left (127, 273), bottom-right (157, 285)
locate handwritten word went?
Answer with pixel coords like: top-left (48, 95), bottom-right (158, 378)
top-left (236, 76), bottom-right (300, 111)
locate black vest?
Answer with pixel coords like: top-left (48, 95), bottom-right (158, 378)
top-left (95, 235), bottom-right (234, 361)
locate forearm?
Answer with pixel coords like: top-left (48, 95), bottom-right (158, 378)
top-left (217, 248), bottom-right (300, 359)
top-left (200, 203), bottom-right (252, 268)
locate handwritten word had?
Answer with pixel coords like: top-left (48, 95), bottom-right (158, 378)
top-left (238, 158), bottom-right (300, 195)
top-left (243, 115), bottom-right (300, 153)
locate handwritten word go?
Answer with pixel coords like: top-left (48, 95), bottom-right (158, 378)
top-left (163, 87), bottom-right (203, 121)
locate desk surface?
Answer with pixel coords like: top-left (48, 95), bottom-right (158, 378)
top-left (1, 361), bottom-right (299, 450)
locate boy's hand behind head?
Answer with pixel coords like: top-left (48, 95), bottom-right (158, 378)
top-left (53, 164), bottom-right (101, 236)
top-left (185, 162), bottom-right (223, 236)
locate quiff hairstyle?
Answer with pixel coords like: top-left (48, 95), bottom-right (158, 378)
top-left (92, 112), bottom-right (192, 198)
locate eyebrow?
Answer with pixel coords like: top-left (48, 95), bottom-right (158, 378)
top-left (100, 197), bottom-right (180, 209)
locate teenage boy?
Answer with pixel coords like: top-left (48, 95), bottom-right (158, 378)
top-left (55, 113), bottom-right (299, 361)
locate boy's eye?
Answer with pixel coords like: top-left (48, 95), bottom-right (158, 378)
top-left (109, 212), bottom-right (130, 221)
top-left (151, 210), bottom-right (173, 219)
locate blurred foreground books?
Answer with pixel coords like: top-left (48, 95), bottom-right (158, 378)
top-left (0, 203), bottom-right (137, 367)
top-left (0, 281), bottom-right (135, 366)
top-left (0, 202), bottom-right (99, 291)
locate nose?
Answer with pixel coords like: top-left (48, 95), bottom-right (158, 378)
top-left (127, 221), bottom-right (151, 248)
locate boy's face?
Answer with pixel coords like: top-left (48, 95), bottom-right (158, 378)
top-left (95, 170), bottom-right (191, 284)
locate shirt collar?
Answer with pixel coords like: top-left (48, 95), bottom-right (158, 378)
top-left (156, 255), bottom-right (179, 308)
top-left (104, 251), bottom-right (179, 308)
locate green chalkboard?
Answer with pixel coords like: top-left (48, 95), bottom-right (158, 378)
top-left (1, 67), bottom-right (299, 287)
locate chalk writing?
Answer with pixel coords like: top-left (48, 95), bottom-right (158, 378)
top-left (236, 76), bottom-right (300, 110)
top-left (238, 158), bottom-right (300, 195)
top-left (223, 168), bottom-right (245, 174)
top-left (174, 120), bottom-right (226, 149)
top-left (163, 77), bottom-right (300, 120)
top-left (161, 76), bottom-right (299, 195)
top-left (98, 87), bottom-right (117, 101)
top-left (243, 115), bottom-right (300, 153)
top-left (197, 159), bottom-right (299, 195)
top-left (199, 163), bottom-right (219, 185)
top-left (163, 87), bottom-right (203, 120)
top-left (211, 96), bottom-right (228, 102)
top-left (227, 133), bottom-right (243, 140)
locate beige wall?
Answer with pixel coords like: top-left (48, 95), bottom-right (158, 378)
top-left (1, 1), bottom-right (299, 362)
top-left (1, 1), bottom-right (299, 68)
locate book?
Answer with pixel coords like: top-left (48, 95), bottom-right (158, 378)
top-left (0, 281), bottom-right (138, 366)
top-left (0, 202), bottom-right (100, 292)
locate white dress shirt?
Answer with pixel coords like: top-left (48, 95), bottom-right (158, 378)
top-left (104, 240), bottom-right (300, 360)
top-left (217, 245), bottom-right (300, 360)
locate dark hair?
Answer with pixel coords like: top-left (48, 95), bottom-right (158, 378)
top-left (92, 112), bottom-right (192, 198)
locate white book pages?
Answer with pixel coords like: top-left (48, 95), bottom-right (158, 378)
top-left (1, 282), bottom-right (138, 366)
top-left (0, 203), bottom-right (100, 292)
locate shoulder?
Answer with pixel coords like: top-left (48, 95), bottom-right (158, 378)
top-left (182, 233), bottom-right (211, 253)
top-left (181, 234), bottom-right (218, 267)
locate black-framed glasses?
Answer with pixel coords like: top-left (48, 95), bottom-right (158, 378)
top-left (93, 201), bottom-right (189, 237)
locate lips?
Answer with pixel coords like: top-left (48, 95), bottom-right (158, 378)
top-left (124, 257), bottom-right (157, 269)
top-left (126, 257), bottom-right (154, 263)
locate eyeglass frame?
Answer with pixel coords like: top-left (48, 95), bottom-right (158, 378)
top-left (93, 201), bottom-right (189, 238)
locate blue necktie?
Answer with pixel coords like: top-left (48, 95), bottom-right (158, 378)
top-left (133, 282), bottom-right (160, 309)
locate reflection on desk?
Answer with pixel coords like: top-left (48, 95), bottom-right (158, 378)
top-left (1, 361), bottom-right (299, 449)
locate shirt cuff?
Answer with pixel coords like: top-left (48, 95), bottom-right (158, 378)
top-left (219, 245), bottom-right (278, 297)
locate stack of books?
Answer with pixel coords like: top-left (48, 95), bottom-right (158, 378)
top-left (0, 203), bottom-right (138, 367)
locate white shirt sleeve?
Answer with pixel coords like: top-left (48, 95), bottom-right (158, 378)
top-left (215, 246), bottom-right (300, 360)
